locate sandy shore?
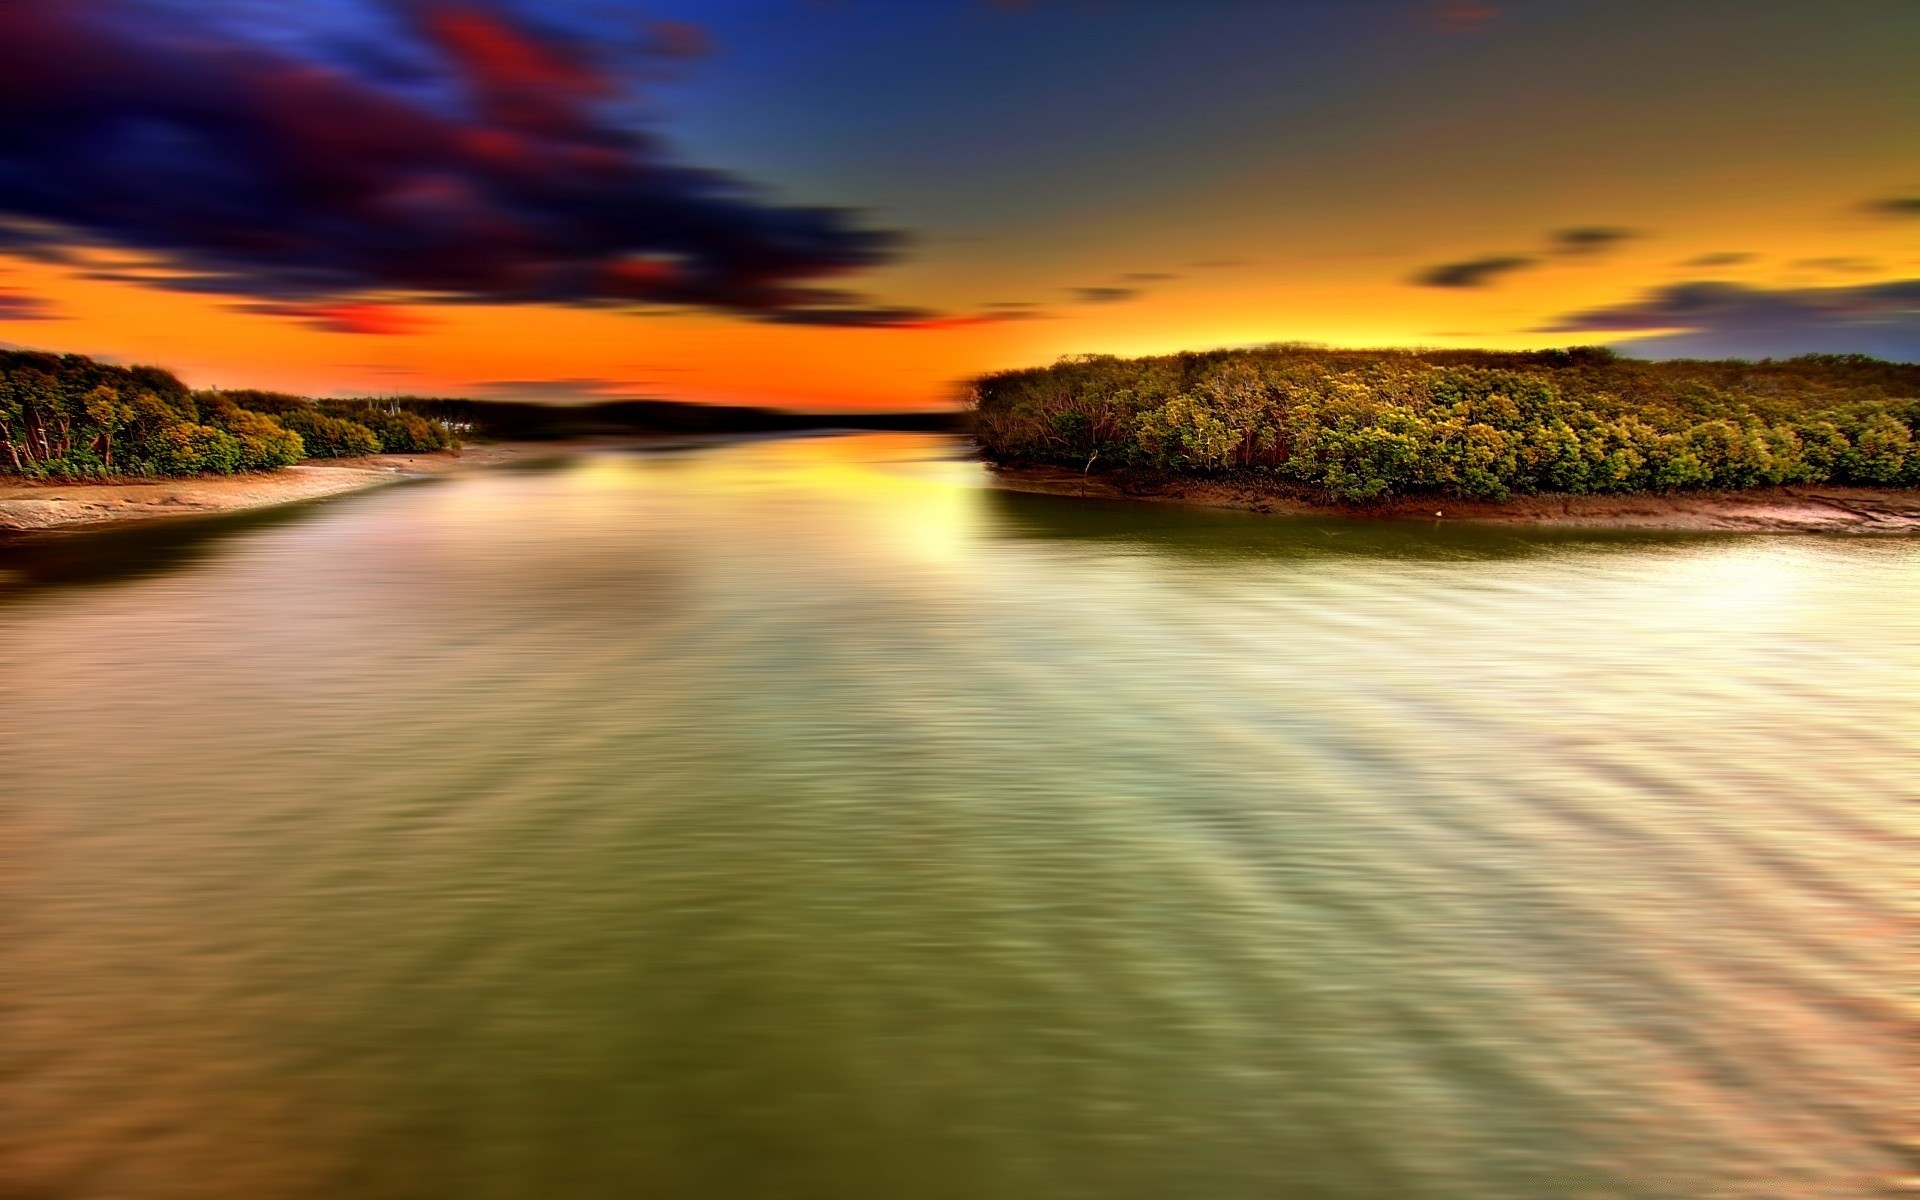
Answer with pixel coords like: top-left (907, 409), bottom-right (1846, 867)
top-left (0, 444), bottom-right (552, 533)
top-left (988, 463), bottom-right (1920, 534)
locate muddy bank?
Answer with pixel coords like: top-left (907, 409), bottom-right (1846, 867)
top-left (987, 462), bottom-right (1920, 534)
top-left (0, 444), bottom-right (552, 533)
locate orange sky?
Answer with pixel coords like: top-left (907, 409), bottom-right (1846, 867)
top-left (1, 0), bottom-right (1914, 409)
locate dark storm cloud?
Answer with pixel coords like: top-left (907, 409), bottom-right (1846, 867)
top-left (1412, 255), bottom-right (1535, 288)
top-left (0, 290), bottom-right (57, 321)
top-left (1551, 227), bottom-right (1634, 256)
top-left (0, 0), bottom-right (904, 324)
top-left (1865, 197), bottom-right (1920, 217)
top-left (1543, 279), bottom-right (1920, 361)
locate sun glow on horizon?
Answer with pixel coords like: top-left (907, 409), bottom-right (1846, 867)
top-left (0, 0), bottom-right (1913, 408)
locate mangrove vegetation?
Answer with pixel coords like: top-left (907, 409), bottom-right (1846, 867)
top-left (0, 350), bottom-right (458, 479)
top-left (973, 347), bottom-right (1920, 502)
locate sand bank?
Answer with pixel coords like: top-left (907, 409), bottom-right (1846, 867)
top-left (0, 444), bottom-right (549, 533)
top-left (988, 463), bottom-right (1920, 534)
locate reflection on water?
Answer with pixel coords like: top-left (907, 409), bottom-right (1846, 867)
top-left (1, 434), bottom-right (1912, 1199)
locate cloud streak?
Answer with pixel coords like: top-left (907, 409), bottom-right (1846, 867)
top-left (0, 289), bottom-right (56, 321)
top-left (473, 377), bottom-right (642, 402)
top-left (1551, 227), bottom-right (1634, 256)
top-left (0, 0), bottom-right (906, 325)
top-left (1417, 226), bottom-right (1637, 288)
top-left (1423, 3), bottom-right (1501, 35)
top-left (1412, 255), bottom-right (1535, 288)
top-left (1683, 252), bottom-right (1755, 268)
top-left (237, 301), bottom-right (437, 335)
top-left (1072, 286), bottom-right (1141, 304)
top-left (1543, 279), bottom-right (1920, 362)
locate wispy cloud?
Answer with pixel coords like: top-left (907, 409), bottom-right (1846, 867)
top-left (1423, 3), bottom-right (1501, 35)
top-left (1683, 252), bottom-right (1756, 269)
top-left (1864, 196), bottom-right (1920, 217)
top-left (0, 289), bottom-right (56, 321)
top-left (1071, 286), bottom-right (1141, 304)
top-left (1792, 257), bottom-right (1878, 275)
top-left (1412, 255), bottom-right (1535, 288)
top-left (1417, 224), bottom-right (1639, 288)
top-left (237, 302), bottom-right (436, 336)
top-left (642, 20), bottom-right (714, 61)
top-left (473, 378), bottom-right (647, 403)
top-left (1542, 279), bottom-right (1920, 361)
top-left (757, 301), bottom-right (1040, 329)
top-left (1551, 227), bottom-right (1635, 256)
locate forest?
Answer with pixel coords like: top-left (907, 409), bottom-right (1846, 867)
top-left (972, 347), bottom-right (1920, 502)
top-left (0, 348), bottom-right (962, 480)
top-left (0, 350), bottom-right (457, 478)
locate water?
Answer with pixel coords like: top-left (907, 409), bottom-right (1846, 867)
top-left (1, 434), bottom-right (1912, 1200)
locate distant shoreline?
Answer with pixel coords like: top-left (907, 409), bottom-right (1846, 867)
top-left (987, 462), bottom-right (1920, 534)
top-left (970, 347), bottom-right (1920, 528)
top-left (0, 443), bottom-right (550, 534)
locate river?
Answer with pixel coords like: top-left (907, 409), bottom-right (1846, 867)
top-left (1, 434), bottom-right (1911, 1199)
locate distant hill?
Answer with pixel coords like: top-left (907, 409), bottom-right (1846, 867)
top-left (392, 397), bottom-right (963, 441)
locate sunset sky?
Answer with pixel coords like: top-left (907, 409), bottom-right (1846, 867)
top-left (0, 0), bottom-right (1914, 410)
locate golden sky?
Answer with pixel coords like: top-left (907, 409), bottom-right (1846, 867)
top-left (1, 0), bottom-right (1914, 409)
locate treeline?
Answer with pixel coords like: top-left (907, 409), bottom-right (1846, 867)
top-left (392, 397), bottom-right (962, 441)
top-left (0, 350), bottom-right (457, 478)
top-left (973, 346), bottom-right (1920, 501)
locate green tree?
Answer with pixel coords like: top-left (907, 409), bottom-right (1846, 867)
top-left (82, 384), bottom-right (136, 470)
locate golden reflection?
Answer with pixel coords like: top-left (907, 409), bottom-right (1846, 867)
top-left (1, 436), bottom-right (1914, 1199)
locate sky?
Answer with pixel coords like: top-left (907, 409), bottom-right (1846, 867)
top-left (0, 0), bottom-right (1914, 410)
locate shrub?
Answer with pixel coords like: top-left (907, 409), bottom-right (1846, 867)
top-left (136, 422), bottom-right (244, 476)
top-left (203, 403), bottom-right (305, 470)
top-left (276, 409), bottom-right (381, 458)
top-left (1840, 415), bottom-right (1915, 484)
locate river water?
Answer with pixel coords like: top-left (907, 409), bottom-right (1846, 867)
top-left (1, 434), bottom-right (1912, 1199)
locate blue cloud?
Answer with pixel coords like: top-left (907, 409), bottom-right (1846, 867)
top-left (0, 0), bottom-right (904, 323)
top-left (1544, 280), bottom-right (1920, 362)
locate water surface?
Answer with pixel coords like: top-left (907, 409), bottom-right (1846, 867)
top-left (2, 434), bottom-right (1912, 1199)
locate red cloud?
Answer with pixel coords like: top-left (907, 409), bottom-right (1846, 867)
top-left (242, 302), bottom-right (436, 336)
top-left (0, 289), bottom-right (55, 321)
top-left (420, 5), bottom-right (612, 132)
top-left (1425, 3), bottom-right (1501, 33)
top-left (893, 313), bottom-right (1022, 331)
top-left (644, 21), bottom-right (714, 61)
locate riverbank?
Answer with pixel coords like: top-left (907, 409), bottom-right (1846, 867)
top-left (988, 463), bottom-right (1920, 533)
top-left (0, 444), bottom-right (547, 533)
